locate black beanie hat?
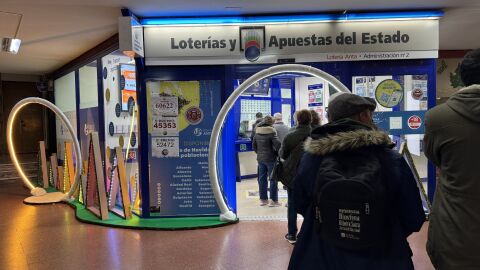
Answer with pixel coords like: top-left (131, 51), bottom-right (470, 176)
top-left (460, 48), bottom-right (480, 86)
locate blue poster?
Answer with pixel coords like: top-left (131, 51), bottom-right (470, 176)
top-left (148, 80), bottom-right (221, 216)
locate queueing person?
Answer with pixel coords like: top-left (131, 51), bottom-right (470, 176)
top-left (279, 109), bottom-right (312, 244)
top-left (309, 109), bottom-right (321, 129)
top-left (424, 48), bottom-right (480, 269)
top-left (253, 116), bottom-right (281, 207)
top-left (288, 92), bottom-right (424, 270)
top-left (250, 112), bottom-right (263, 141)
top-left (273, 112), bottom-right (289, 143)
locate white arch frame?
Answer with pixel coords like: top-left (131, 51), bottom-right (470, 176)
top-left (7, 97), bottom-right (82, 201)
top-left (208, 64), bottom-right (350, 221)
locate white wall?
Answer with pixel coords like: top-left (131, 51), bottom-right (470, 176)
top-left (79, 64), bottom-right (98, 109)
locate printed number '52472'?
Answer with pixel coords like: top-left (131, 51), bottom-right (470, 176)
top-left (156, 141), bottom-right (175, 148)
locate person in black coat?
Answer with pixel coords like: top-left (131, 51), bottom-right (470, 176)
top-left (280, 109), bottom-right (312, 244)
top-left (253, 116), bottom-right (281, 207)
top-left (288, 92), bottom-right (425, 270)
top-left (250, 112), bottom-right (263, 142)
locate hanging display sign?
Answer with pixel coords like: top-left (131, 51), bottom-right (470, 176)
top-left (119, 16), bottom-right (144, 58)
top-left (242, 78), bottom-right (271, 95)
top-left (147, 80), bottom-right (221, 216)
top-left (373, 110), bottom-right (426, 135)
top-left (144, 19), bottom-right (439, 65)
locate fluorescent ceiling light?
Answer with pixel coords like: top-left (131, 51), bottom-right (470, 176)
top-left (1, 38), bottom-right (21, 54)
top-left (141, 11), bottom-right (444, 26)
top-left (0, 11), bottom-right (23, 54)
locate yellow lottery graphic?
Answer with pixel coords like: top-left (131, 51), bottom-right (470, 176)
top-left (147, 81), bottom-right (200, 133)
top-left (375, 79), bottom-right (403, 108)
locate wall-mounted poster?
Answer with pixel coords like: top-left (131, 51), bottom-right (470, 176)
top-left (307, 83), bottom-right (323, 106)
top-left (119, 64), bottom-right (137, 111)
top-left (375, 79), bottom-right (404, 108)
top-left (147, 80), bottom-right (221, 216)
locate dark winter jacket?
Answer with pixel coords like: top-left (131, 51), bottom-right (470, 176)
top-left (278, 124), bottom-right (311, 188)
top-left (288, 119), bottom-right (425, 270)
top-left (280, 124), bottom-right (311, 160)
top-left (311, 123), bottom-right (321, 130)
top-left (253, 125), bottom-right (281, 163)
top-left (424, 84), bottom-right (480, 270)
top-left (250, 118), bottom-right (263, 141)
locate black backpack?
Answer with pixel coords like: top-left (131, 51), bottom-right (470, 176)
top-left (314, 148), bottom-right (389, 250)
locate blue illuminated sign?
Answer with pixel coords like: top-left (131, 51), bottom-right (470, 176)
top-left (141, 11), bottom-right (444, 26)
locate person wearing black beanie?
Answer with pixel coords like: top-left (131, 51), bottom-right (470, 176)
top-left (425, 48), bottom-right (480, 270)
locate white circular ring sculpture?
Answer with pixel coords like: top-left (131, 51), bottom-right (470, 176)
top-left (7, 97), bottom-right (82, 203)
top-left (209, 64), bottom-right (350, 221)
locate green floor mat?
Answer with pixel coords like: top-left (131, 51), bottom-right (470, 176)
top-left (29, 187), bottom-right (238, 229)
top-left (68, 201), bottom-right (237, 230)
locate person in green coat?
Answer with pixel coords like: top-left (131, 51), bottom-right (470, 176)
top-left (424, 48), bottom-right (480, 270)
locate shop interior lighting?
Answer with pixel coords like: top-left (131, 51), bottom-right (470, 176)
top-left (0, 11), bottom-right (23, 54)
top-left (141, 11), bottom-right (444, 26)
top-left (7, 97), bottom-right (82, 203)
top-left (208, 64), bottom-right (350, 221)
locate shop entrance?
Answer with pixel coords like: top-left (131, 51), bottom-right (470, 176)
top-left (234, 73), bottom-right (336, 220)
top-left (213, 61), bottom-right (435, 221)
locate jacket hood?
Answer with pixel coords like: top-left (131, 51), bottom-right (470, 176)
top-left (305, 119), bottom-right (393, 155)
top-left (256, 126), bottom-right (277, 135)
top-left (447, 84), bottom-right (480, 123)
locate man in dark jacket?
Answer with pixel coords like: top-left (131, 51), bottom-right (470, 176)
top-left (280, 109), bottom-right (312, 244)
top-left (424, 48), bottom-right (480, 270)
top-left (288, 92), bottom-right (425, 270)
top-left (253, 116), bottom-right (282, 206)
top-left (250, 112), bottom-right (263, 141)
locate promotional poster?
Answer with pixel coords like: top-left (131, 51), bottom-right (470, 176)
top-left (147, 80), bottom-right (221, 216)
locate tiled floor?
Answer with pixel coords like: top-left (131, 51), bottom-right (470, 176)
top-left (236, 178), bottom-right (292, 220)
top-left (0, 181), bottom-right (435, 270)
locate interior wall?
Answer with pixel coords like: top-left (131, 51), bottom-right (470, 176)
top-left (436, 58), bottom-right (464, 102)
top-left (0, 81), bottom-right (43, 155)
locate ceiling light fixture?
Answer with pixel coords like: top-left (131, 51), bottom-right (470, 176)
top-left (0, 11), bottom-right (23, 54)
